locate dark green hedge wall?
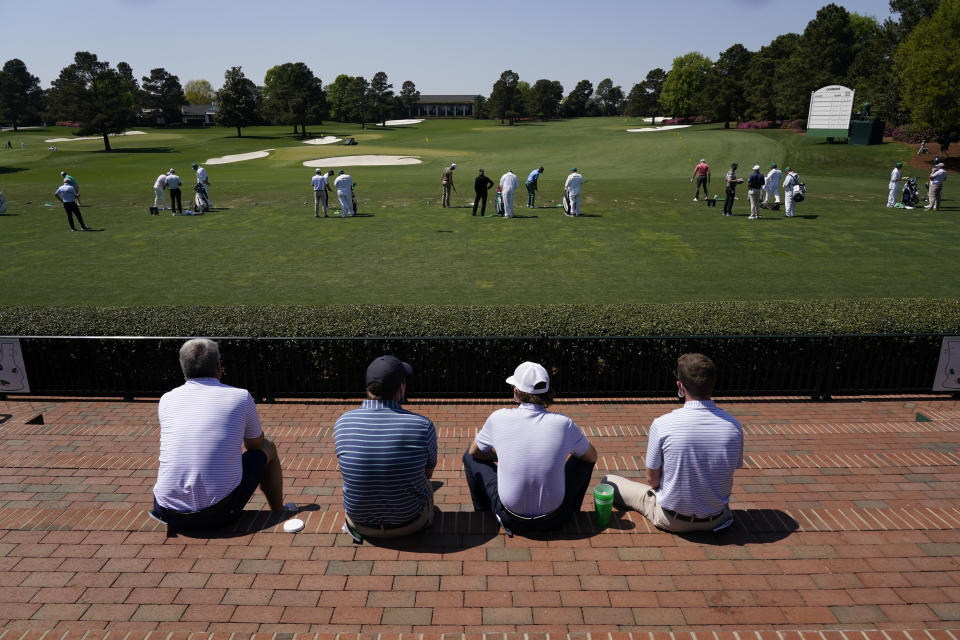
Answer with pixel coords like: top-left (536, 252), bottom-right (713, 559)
top-left (1, 299), bottom-right (958, 337)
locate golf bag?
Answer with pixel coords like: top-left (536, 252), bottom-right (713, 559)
top-left (496, 190), bottom-right (504, 216)
top-left (149, 206), bottom-right (159, 215)
top-left (193, 183), bottom-right (211, 212)
top-left (791, 178), bottom-right (806, 202)
top-left (706, 195), bottom-right (718, 208)
top-left (0, 191), bottom-right (7, 214)
top-left (562, 189), bottom-right (572, 214)
top-left (351, 184), bottom-right (358, 215)
top-left (902, 177), bottom-right (920, 207)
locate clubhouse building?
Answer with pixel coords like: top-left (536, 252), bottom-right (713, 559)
top-left (414, 95), bottom-right (480, 118)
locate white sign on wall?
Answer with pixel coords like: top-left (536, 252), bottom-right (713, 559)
top-left (807, 85), bottom-right (855, 137)
top-left (0, 338), bottom-right (30, 393)
top-left (933, 337), bottom-right (960, 391)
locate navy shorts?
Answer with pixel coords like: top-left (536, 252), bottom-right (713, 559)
top-left (154, 449), bottom-right (268, 530)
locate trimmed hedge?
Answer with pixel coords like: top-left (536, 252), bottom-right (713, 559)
top-left (1, 298), bottom-right (959, 337)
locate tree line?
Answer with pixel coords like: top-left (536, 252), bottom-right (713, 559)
top-left (0, 1), bottom-right (955, 151)
top-left (476, 0), bottom-right (956, 150)
top-left (652, 0), bottom-right (954, 146)
top-left (0, 55), bottom-right (422, 150)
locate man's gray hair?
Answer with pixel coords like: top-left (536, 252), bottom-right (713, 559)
top-left (179, 338), bottom-right (220, 379)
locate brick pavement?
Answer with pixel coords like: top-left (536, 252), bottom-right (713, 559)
top-left (0, 394), bottom-right (958, 636)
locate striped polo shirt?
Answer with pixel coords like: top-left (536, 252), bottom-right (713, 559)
top-left (154, 378), bottom-right (263, 512)
top-left (474, 403), bottom-right (591, 517)
top-left (646, 399), bottom-right (743, 518)
top-left (334, 399), bottom-right (438, 527)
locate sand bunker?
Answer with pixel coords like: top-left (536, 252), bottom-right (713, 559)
top-left (303, 155), bottom-right (422, 167)
top-left (303, 136), bottom-right (342, 145)
top-left (626, 125), bottom-right (691, 133)
top-left (205, 149), bottom-right (274, 165)
top-left (45, 130), bottom-right (147, 143)
top-left (378, 119), bottom-right (424, 126)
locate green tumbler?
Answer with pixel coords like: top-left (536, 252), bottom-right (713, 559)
top-left (594, 483), bottom-right (615, 527)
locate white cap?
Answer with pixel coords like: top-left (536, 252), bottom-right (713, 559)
top-left (451, 163), bottom-right (457, 169)
top-left (168, 168), bottom-right (175, 174)
top-left (506, 361), bottom-right (550, 394)
top-left (752, 165), bottom-right (760, 170)
top-left (316, 168), bottom-right (322, 174)
top-left (700, 158), bottom-right (706, 163)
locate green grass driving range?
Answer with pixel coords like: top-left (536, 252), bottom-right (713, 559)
top-left (0, 118), bottom-right (954, 306)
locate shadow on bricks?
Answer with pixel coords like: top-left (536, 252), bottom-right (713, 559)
top-left (673, 508), bottom-right (799, 546)
top-left (166, 504), bottom-right (323, 540)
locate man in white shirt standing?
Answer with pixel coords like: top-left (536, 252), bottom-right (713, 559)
top-left (334, 169), bottom-right (354, 217)
top-left (463, 361), bottom-right (597, 536)
top-left (152, 338), bottom-right (288, 531)
top-left (887, 161), bottom-right (905, 208)
top-left (152, 171), bottom-right (168, 213)
top-left (926, 162), bottom-right (947, 211)
top-left (603, 353), bottom-right (742, 533)
top-left (312, 168), bottom-right (333, 218)
top-left (762, 163), bottom-right (782, 208)
top-left (564, 167), bottom-right (584, 217)
top-left (165, 168), bottom-right (183, 214)
top-left (54, 178), bottom-right (91, 231)
top-left (499, 170), bottom-right (518, 218)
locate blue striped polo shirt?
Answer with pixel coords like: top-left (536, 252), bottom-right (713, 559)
top-left (646, 399), bottom-right (743, 518)
top-left (334, 399), bottom-right (438, 527)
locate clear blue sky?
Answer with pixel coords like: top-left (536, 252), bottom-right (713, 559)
top-left (3, 0), bottom-right (895, 95)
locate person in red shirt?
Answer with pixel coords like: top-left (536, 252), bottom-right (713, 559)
top-left (691, 159), bottom-right (710, 202)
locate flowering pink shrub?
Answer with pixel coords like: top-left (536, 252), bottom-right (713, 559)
top-left (884, 125), bottom-right (933, 144)
top-left (737, 120), bottom-right (776, 129)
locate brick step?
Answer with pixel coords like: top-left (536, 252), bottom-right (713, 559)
top-left (1, 630), bottom-right (958, 640)
top-left (5, 419), bottom-right (960, 440)
top-left (4, 448), bottom-right (959, 473)
top-left (1, 504), bottom-right (959, 535)
top-left (2, 472), bottom-right (955, 514)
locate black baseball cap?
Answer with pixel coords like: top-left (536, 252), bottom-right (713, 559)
top-left (366, 355), bottom-right (413, 391)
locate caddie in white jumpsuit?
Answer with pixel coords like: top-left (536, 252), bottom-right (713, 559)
top-left (193, 163), bottom-right (212, 208)
top-left (762, 163), bottom-right (782, 206)
top-left (887, 161), bottom-right (904, 208)
top-left (782, 167), bottom-right (798, 218)
top-left (499, 170), bottom-right (518, 218)
top-left (153, 172), bottom-right (168, 210)
top-left (334, 170), bottom-right (354, 217)
top-left (564, 168), bottom-right (584, 216)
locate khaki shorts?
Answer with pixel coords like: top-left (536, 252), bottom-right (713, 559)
top-left (602, 473), bottom-right (732, 533)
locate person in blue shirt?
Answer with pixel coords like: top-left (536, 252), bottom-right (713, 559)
top-left (54, 179), bottom-right (90, 231)
top-left (525, 166), bottom-right (544, 208)
top-left (335, 355), bottom-right (438, 540)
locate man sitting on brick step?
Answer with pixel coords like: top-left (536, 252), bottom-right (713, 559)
top-left (463, 361), bottom-right (598, 535)
top-left (152, 338), bottom-right (288, 530)
top-left (335, 355), bottom-right (438, 539)
top-left (603, 353), bottom-right (742, 533)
